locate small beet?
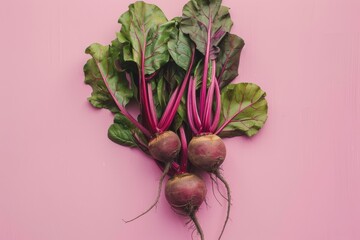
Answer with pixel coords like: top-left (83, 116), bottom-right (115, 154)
top-left (165, 173), bottom-right (207, 215)
top-left (148, 131), bottom-right (181, 163)
top-left (188, 134), bottom-right (226, 172)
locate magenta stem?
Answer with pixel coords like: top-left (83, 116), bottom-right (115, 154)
top-left (210, 78), bottom-right (221, 132)
top-left (172, 162), bottom-right (180, 172)
top-left (147, 82), bottom-right (159, 131)
top-left (199, 17), bottom-right (212, 119)
top-left (159, 46), bottom-right (196, 131)
top-left (145, 70), bottom-right (158, 81)
top-left (93, 56), bottom-right (151, 138)
top-left (158, 86), bottom-right (179, 129)
top-left (203, 60), bottom-right (216, 131)
top-left (179, 126), bottom-right (188, 173)
top-left (187, 77), bottom-right (199, 134)
top-left (191, 77), bottom-right (202, 130)
top-left (132, 131), bottom-right (149, 153)
top-left (139, 37), bottom-right (157, 133)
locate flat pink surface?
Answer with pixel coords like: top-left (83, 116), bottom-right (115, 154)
top-left (1, 0), bottom-right (359, 239)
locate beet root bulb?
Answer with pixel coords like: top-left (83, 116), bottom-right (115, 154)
top-left (188, 134), bottom-right (226, 172)
top-left (148, 131), bottom-right (181, 163)
top-left (165, 173), bottom-right (207, 215)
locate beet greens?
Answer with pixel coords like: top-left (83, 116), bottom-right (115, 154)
top-left (177, 0), bottom-right (268, 238)
top-left (84, 0), bottom-right (268, 239)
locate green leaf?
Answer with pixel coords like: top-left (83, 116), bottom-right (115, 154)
top-left (117, 1), bottom-right (172, 74)
top-left (164, 61), bottom-right (186, 90)
top-left (218, 83), bottom-right (268, 137)
top-left (181, 0), bottom-right (233, 58)
top-left (84, 43), bottom-right (135, 112)
top-left (156, 75), bottom-right (167, 111)
top-left (84, 58), bottom-right (118, 112)
top-left (108, 113), bottom-right (142, 147)
top-left (151, 75), bottom-right (166, 119)
top-left (150, 62), bottom-right (186, 119)
top-left (217, 33), bottom-right (245, 88)
top-left (168, 22), bottom-right (193, 71)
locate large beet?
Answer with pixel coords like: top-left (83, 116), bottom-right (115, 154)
top-left (188, 134), bottom-right (230, 240)
top-left (188, 134), bottom-right (226, 172)
top-left (148, 131), bottom-right (181, 163)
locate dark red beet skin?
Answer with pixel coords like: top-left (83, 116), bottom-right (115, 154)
top-left (165, 173), bottom-right (207, 215)
top-left (148, 131), bottom-right (181, 163)
top-left (188, 134), bottom-right (226, 172)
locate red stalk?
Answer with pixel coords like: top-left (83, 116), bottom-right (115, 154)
top-left (187, 77), bottom-right (199, 134)
top-left (94, 57), bottom-right (151, 138)
top-left (203, 60), bottom-right (216, 131)
top-left (157, 86), bottom-right (179, 129)
top-left (145, 70), bottom-right (159, 81)
top-left (140, 66), bottom-right (156, 133)
top-left (132, 131), bottom-right (149, 152)
top-left (158, 46), bottom-right (196, 131)
top-left (147, 82), bottom-right (159, 131)
top-left (139, 34), bottom-right (157, 134)
top-left (179, 126), bottom-right (188, 173)
top-left (199, 16), bottom-right (212, 118)
top-left (191, 77), bottom-right (202, 130)
top-left (210, 78), bottom-right (221, 132)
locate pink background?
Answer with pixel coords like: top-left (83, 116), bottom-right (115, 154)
top-left (1, 0), bottom-right (359, 239)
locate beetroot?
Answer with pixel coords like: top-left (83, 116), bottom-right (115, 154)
top-left (148, 131), bottom-right (181, 163)
top-left (188, 134), bottom-right (226, 172)
top-left (165, 173), bottom-right (206, 240)
top-left (165, 173), bottom-right (206, 214)
top-left (187, 134), bottom-right (230, 239)
top-left (85, 0), bottom-right (269, 239)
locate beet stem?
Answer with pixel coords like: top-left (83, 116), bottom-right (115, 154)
top-left (179, 126), bottom-right (188, 172)
top-left (199, 15), bottom-right (213, 118)
top-left (190, 212), bottom-right (204, 240)
top-left (215, 170), bottom-right (231, 240)
top-left (123, 162), bottom-right (171, 223)
top-left (203, 60), bottom-right (216, 131)
top-left (145, 70), bottom-right (158, 81)
top-left (187, 78), bottom-right (199, 134)
top-left (132, 131), bottom-right (149, 154)
top-left (158, 86), bottom-right (179, 129)
top-left (210, 78), bottom-right (221, 132)
top-left (93, 56), bottom-right (151, 138)
top-left (147, 82), bottom-right (159, 130)
top-left (159, 45), bottom-right (196, 131)
top-left (140, 38), bottom-right (157, 133)
top-left (188, 78), bottom-right (202, 129)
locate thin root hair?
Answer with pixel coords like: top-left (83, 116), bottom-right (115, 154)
top-left (123, 162), bottom-right (171, 223)
top-left (190, 212), bottom-right (204, 240)
top-left (210, 173), bottom-right (223, 206)
top-left (215, 170), bottom-right (231, 240)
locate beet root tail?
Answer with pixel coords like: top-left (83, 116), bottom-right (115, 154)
top-left (123, 162), bottom-right (171, 223)
top-left (190, 212), bottom-right (204, 240)
top-left (215, 170), bottom-right (231, 240)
